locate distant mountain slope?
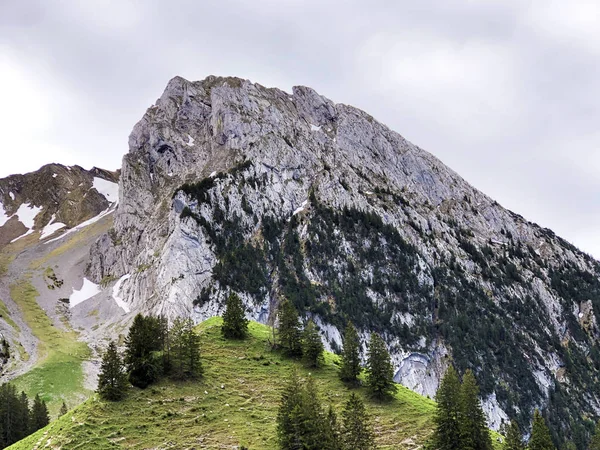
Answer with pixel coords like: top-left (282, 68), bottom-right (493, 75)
top-left (85, 75), bottom-right (600, 446)
top-left (0, 164), bottom-right (120, 408)
top-left (0, 164), bottom-right (119, 247)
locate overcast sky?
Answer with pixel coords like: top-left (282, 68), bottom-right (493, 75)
top-left (1, 0), bottom-right (599, 257)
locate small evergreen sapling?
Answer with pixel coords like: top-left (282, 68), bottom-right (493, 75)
top-left (504, 420), bottom-right (524, 450)
top-left (342, 393), bottom-right (377, 450)
top-left (97, 340), bottom-right (128, 401)
top-left (221, 292), bottom-right (249, 339)
top-left (366, 332), bottom-right (397, 399)
top-left (302, 320), bottom-right (324, 368)
top-left (528, 410), bottom-right (556, 450)
top-left (339, 322), bottom-right (361, 384)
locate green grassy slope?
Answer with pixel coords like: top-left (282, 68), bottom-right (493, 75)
top-left (9, 279), bottom-right (91, 417)
top-left (9, 317), bottom-right (504, 449)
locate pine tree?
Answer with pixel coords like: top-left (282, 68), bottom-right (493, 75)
top-left (302, 320), bottom-right (324, 368)
top-left (170, 317), bottom-right (203, 379)
top-left (59, 401), bottom-right (68, 416)
top-left (124, 314), bottom-right (163, 388)
top-left (366, 333), bottom-right (397, 399)
top-left (504, 420), bottom-right (523, 450)
top-left (98, 340), bottom-right (128, 401)
top-left (277, 369), bottom-right (305, 449)
top-left (221, 292), bottom-right (249, 339)
top-left (277, 298), bottom-right (302, 357)
top-left (299, 376), bottom-right (327, 449)
top-left (339, 321), bottom-right (361, 384)
top-left (590, 420), bottom-right (600, 450)
top-left (459, 370), bottom-right (492, 450)
top-left (324, 405), bottom-right (343, 450)
top-left (17, 391), bottom-right (30, 440)
top-left (0, 383), bottom-right (24, 446)
top-left (30, 394), bottom-right (49, 431)
top-left (528, 410), bottom-right (555, 450)
top-left (342, 392), bottom-right (377, 450)
top-left (432, 366), bottom-right (462, 450)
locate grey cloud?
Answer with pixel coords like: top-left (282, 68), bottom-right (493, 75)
top-left (0, 0), bottom-right (598, 257)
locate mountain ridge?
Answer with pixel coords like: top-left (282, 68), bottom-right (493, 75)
top-left (81, 74), bottom-right (600, 445)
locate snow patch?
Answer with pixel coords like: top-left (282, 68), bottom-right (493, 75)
top-left (112, 274), bottom-right (131, 313)
top-left (45, 206), bottom-right (114, 245)
top-left (310, 124), bottom-right (321, 131)
top-left (8, 192), bottom-right (14, 201)
top-left (292, 200), bottom-right (309, 216)
top-left (40, 214), bottom-right (66, 240)
top-left (10, 203), bottom-right (43, 242)
top-left (186, 134), bottom-right (195, 146)
top-left (69, 278), bottom-right (101, 308)
top-left (209, 171), bottom-right (217, 178)
top-left (52, 173), bottom-right (58, 178)
top-left (93, 177), bottom-right (119, 203)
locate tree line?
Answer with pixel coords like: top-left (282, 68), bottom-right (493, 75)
top-left (0, 384), bottom-right (52, 449)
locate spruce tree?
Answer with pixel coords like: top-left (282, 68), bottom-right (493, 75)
top-left (0, 383), bottom-right (23, 446)
top-left (366, 333), bottom-right (397, 399)
top-left (299, 376), bottom-right (327, 449)
top-left (222, 292), bottom-right (249, 339)
top-left (17, 391), bottom-right (30, 440)
top-left (459, 369), bottom-right (492, 450)
top-left (124, 314), bottom-right (163, 388)
top-left (170, 317), bottom-right (203, 379)
top-left (504, 420), bottom-right (523, 450)
top-left (30, 394), bottom-right (49, 431)
top-left (277, 369), bottom-right (305, 449)
top-left (432, 366), bottom-right (462, 450)
top-left (277, 298), bottom-right (302, 357)
top-left (590, 420), bottom-right (600, 450)
top-left (339, 321), bottom-right (361, 384)
top-left (528, 410), bottom-right (555, 450)
top-left (98, 340), bottom-right (128, 401)
top-left (59, 401), bottom-right (68, 416)
top-left (324, 405), bottom-right (343, 450)
top-left (342, 392), bottom-right (376, 450)
top-left (302, 320), bottom-right (324, 368)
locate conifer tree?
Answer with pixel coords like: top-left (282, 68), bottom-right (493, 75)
top-left (342, 393), bottom-right (377, 450)
top-left (339, 321), bottom-right (361, 384)
top-left (299, 376), bottom-right (327, 448)
top-left (59, 401), bottom-right (68, 417)
top-left (504, 420), bottom-right (523, 450)
top-left (0, 383), bottom-right (24, 446)
top-left (302, 320), bottom-right (324, 368)
top-left (528, 410), bottom-right (555, 450)
top-left (459, 369), bottom-right (492, 450)
top-left (324, 405), bottom-right (343, 450)
top-left (17, 391), bottom-right (30, 439)
top-left (432, 366), bottom-right (462, 450)
top-left (222, 292), bottom-right (249, 339)
top-left (124, 314), bottom-right (163, 388)
top-left (366, 333), bottom-right (397, 399)
top-left (590, 420), bottom-right (600, 450)
top-left (170, 317), bottom-right (203, 379)
top-left (277, 298), bottom-right (302, 357)
top-left (30, 394), bottom-right (49, 431)
top-left (98, 340), bottom-right (128, 401)
top-left (277, 369), bottom-right (305, 449)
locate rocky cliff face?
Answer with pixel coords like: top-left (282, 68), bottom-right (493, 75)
top-left (88, 75), bottom-right (600, 443)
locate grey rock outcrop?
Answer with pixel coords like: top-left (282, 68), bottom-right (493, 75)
top-left (88, 75), bottom-right (600, 438)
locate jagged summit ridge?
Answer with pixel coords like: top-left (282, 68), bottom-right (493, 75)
top-left (88, 75), bottom-right (600, 439)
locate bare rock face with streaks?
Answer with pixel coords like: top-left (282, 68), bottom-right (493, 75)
top-left (88, 75), bottom-right (600, 438)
